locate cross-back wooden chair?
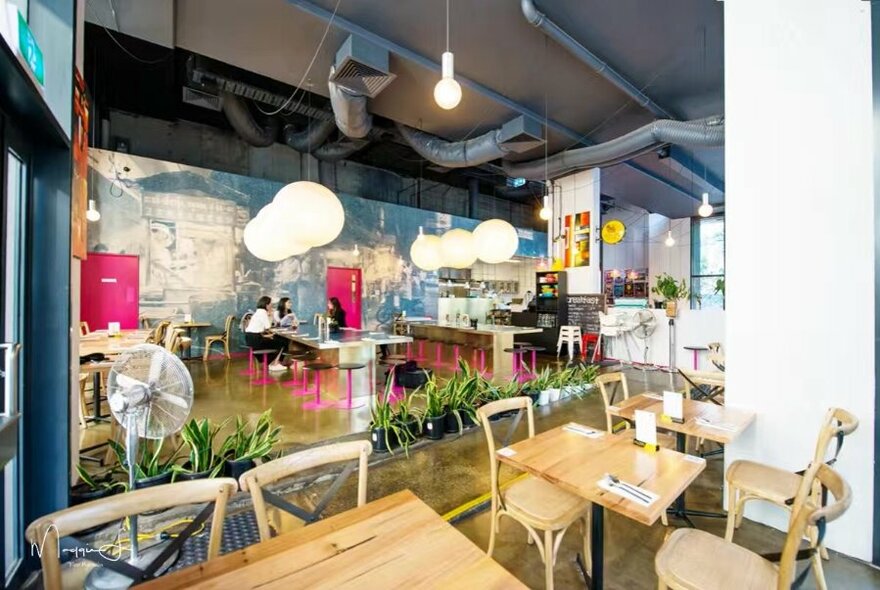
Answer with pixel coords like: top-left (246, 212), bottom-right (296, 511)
top-left (238, 440), bottom-right (371, 542)
top-left (25, 479), bottom-right (237, 590)
top-left (706, 342), bottom-right (725, 371)
top-left (146, 320), bottom-right (171, 345)
top-left (203, 314), bottom-right (236, 360)
top-left (656, 461), bottom-right (852, 590)
top-left (594, 372), bottom-right (630, 434)
top-left (724, 408), bottom-right (858, 590)
top-left (677, 369), bottom-right (725, 405)
top-left (477, 397), bottom-right (590, 590)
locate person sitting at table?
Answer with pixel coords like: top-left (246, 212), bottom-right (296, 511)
top-left (327, 297), bottom-right (346, 332)
top-left (274, 297), bottom-right (299, 329)
top-left (246, 295), bottom-right (286, 371)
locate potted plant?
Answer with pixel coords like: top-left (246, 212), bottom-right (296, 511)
top-left (395, 389), bottom-right (423, 441)
top-left (418, 373), bottom-right (447, 441)
top-left (443, 364), bottom-right (481, 434)
top-left (524, 366), bottom-right (555, 406)
top-left (220, 410), bottom-right (281, 480)
top-left (370, 377), bottom-right (415, 455)
top-left (107, 437), bottom-right (181, 490)
top-left (567, 363), bottom-right (598, 397)
top-left (173, 417), bottom-right (228, 481)
top-left (72, 464), bottom-right (124, 505)
top-left (651, 273), bottom-right (689, 317)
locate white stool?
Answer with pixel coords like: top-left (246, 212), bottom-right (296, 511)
top-left (556, 325), bottom-right (583, 360)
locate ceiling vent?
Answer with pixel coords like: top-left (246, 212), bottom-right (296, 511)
top-left (329, 35), bottom-right (396, 98)
top-left (181, 87), bottom-right (221, 111)
top-left (498, 116), bottom-right (544, 154)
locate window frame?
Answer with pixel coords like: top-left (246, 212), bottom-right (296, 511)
top-left (690, 213), bottom-right (725, 310)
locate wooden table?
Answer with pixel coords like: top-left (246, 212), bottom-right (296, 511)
top-left (142, 490), bottom-right (524, 589)
top-left (79, 330), bottom-right (151, 357)
top-left (608, 393), bottom-right (755, 523)
top-left (498, 427), bottom-right (705, 589)
top-left (172, 322), bottom-right (212, 360)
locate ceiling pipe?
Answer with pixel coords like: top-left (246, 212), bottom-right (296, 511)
top-left (521, 0), bottom-right (673, 119)
top-left (220, 91), bottom-right (280, 147)
top-left (504, 116), bottom-right (724, 180)
top-left (328, 66), bottom-right (373, 139)
top-left (396, 124), bottom-right (511, 168)
top-left (312, 136), bottom-right (370, 161)
top-left (281, 118), bottom-right (337, 152)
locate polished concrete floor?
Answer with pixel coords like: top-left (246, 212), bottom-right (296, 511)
top-left (77, 355), bottom-right (880, 589)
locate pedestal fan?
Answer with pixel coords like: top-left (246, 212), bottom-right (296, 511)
top-left (629, 310), bottom-right (658, 371)
top-left (86, 344), bottom-right (193, 590)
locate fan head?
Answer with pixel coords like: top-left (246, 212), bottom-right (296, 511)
top-left (631, 310), bottom-right (657, 339)
top-left (107, 344), bottom-right (194, 439)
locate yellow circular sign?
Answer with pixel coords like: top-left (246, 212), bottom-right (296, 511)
top-left (601, 219), bottom-right (626, 244)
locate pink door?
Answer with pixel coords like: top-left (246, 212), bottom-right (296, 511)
top-left (81, 253), bottom-right (140, 330)
top-left (327, 267), bottom-right (362, 330)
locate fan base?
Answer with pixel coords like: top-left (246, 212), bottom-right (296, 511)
top-left (84, 543), bottom-right (179, 590)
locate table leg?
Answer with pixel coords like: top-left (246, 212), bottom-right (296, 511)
top-left (87, 372), bottom-right (110, 423)
top-left (577, 503), bottom-right (604, 589)
top-left (667, 432), bottom-right (726, 524)
top-left (692, 349), bottom-right (698, 370)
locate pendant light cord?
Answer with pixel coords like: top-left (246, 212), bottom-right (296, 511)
top-left (446, 0), bottom-right (450, 52)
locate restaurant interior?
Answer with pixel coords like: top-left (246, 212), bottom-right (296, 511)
top-left (1, 0), bottom-right (878, 588)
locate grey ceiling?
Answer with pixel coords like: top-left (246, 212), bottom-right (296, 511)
top-left (97, 0), bottom-right (725, 217)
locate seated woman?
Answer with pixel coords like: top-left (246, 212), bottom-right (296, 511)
top-left (327, 297), bottom-right (347, 332)
top-left (245, 295), bottom-right (287, 371)
top-left (274, 297), bottom-right (299, 329)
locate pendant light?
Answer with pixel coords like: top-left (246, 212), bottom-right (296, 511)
top-left (433, 0), bottom-right (462, 110)
top-left (664, 229), bottom-right (676, 247)
top-left (698, 192), bottom-right (713, 217)
top-left (86, 199), bottom-right (101, 222)
top-left (539, 195), bottom-right (552, 220)
top-left (352, 244), bottom-right (360, 257)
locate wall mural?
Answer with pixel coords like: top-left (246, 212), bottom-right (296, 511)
top-left (88, 149), bottom-right (547, 350)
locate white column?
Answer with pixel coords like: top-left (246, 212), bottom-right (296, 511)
top-left (724, 0), bottom-right (874, 559)
top-left (552, 168), bottom-right (602, 292)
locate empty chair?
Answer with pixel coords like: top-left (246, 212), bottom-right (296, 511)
top-left (239, 440), bottom-right (371, 542)
top-left (146, 319), bottom-right (171, 345)
top-left (477, 397), bottom-right (590, 590)
top-left (26, 479), bottom-right (237, 590)
top-left (203, 314), bottom-right (236, 360)
top-left (678, 368), bottom-right (725, 405)
top-left (656, 462), bottom-right (852, 590)
top-left (556, 325), bottom-right (582, 360)
top-left (594, 372), bottom-right (630, 434)
top-left (725, 408), bottom-right (858, 589)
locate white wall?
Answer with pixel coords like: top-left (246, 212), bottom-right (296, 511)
top-left (601, 206), bottom-right (649, 272)
top-left (725, 0), bottom-right (874, 559)
top-left (553, 169), bottom-right (602, 292)
top-left (648, 214), bottom-right (690, 301)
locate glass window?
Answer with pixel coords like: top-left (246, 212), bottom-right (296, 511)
top-left (691, 216), bottom-right (725, 309)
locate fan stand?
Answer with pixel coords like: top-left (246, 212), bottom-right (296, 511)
top-left (660, 317), bottom-right (677, 374)
top-left (636, 335), bottom-right (658, 373)
top-left (85, 412), bottom-right (179, 590)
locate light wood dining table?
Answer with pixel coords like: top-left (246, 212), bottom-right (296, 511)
top-left (608, 392), bottom-right (755, 523)
top-left (141, 489), bottom-right (525, 589)
top-left (497, 426), bottom-right (705, 590)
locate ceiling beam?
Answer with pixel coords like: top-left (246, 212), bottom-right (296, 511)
top-left (284, 0), bottom-right (706, 202)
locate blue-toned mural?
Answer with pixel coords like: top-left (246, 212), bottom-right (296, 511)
top-left (87, 149), bottom-right (547, 349)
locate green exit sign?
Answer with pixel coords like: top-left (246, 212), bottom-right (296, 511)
top-left (16, 10), bottom-right (43, 86)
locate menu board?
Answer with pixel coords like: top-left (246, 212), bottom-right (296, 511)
top-left (563, 293), bottom-right (604, 334)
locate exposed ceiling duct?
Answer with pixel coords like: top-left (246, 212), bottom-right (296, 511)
top-left (395, 115), bottom-right (544, 169)
top-left (312, 136), bottom-right (371, 161)
top-left (219, 91), bottom-right (280, 147)
top-left (503, 116), bottom-right (724, 180)
top-left (281, 119), bottom-right (337, 152)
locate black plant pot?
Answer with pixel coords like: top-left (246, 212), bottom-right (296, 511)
top-left (176, 462), bottom-right (213, 481)
top-left (654, 300), bottom-right (665, 309)
top-left (370, 426), bottom-right (398, 453)
top-left (402, 418), bottom-right (421, 440)
top-left (523, 390), bottom-right (540, 405)
top-left (70, 483), bottom-right (119, 506)
top-left (444, 410), bottom-right (477, 433)
top-left (225, 457), bottom-right (256, 481)
top-left (133, 471), bottom-right (172, 490)
top-left (424, 414), bottom-right (446, 440)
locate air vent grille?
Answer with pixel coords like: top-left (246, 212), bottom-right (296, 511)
top-left (330, 35), bottom-right (396, 98)
top-left (181, 87), bottom-right (221, 111)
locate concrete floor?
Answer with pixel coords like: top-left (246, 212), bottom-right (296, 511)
top-left (77, 355), bottom-right (880, 589)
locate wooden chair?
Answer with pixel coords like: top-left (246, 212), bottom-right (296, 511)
top-left (239, 440), bottom-right (371, 542)
top-left (79, 321), bottom-right (90, 336)
top-left (77, 373), bottom-right (89, 429)
top-left (656, 462), bottom-right (852, 590)
top-left (678, 369), bottom-right (725, 405)
top-left (166, 329), bottom-right (192, 357)
top-left (203, 314), bottom-right (235, 361)
top-left (724, 408), bottom-right (858, 589)
top-left (477, 397), bottom-right (590, 590)
top-left (25, 479), bottom-right (237, 590)
top-left (146, 320), bottom-right (172, 345)
top-left (706, 342), bottom-right (725, 371)
top-left (594, 372), bottom-right (631, 433)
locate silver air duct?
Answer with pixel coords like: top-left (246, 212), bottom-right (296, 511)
top-left (328, 71), bottom-right (373, 139)
top-left (312, 136), bottom-right (370, 162)
top-left (220, 91), bottom-right (279, 147)
top-left (503, 116), bottom-right (724, 180)
top-left (281, 119), bottom-right (337, 152)
top-left (395, 115), bottom-right (544, 169)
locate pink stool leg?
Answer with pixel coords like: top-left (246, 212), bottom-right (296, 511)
top-left (452, 345), bottom-right (460, 368)
top-left (693, 350), bottom-right (698, 370)
top-left (251, 353), bottom-right (274, 385)
top-left (303, 370), bottom-right (334, 410)
top-left (336, 369), bottom-right (364, 409)
top-left (418, 339), bottom-right (425, 360)
top-left (435, 341), bottom-right (443, 366)
top-left (282, 359), bottom-right (300, 387)
top-left (239, 348), bottom-right (255, 376)
top-left (531, 349), bottom-right (538, 376)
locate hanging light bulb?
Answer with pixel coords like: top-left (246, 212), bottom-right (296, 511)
top-left (664, 230), bottom-right (676, 247)
top-left (417, 226), bottom-right (425, 240)
top-left (434, 0), bottom-right (461, 110)
top-left (698, 192), bottom-right (714, 217)
top-left (539, 195), bottom-right (552, 220)
top-left (86, 199), bottom-right (101, 222)
top-left (352, 244), bottom-right (360, 257)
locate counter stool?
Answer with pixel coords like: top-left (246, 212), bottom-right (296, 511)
top-left (283, 351), bottom-right (316, 395)
top-left (503, 347), bottom-right (527, 382)
top-left (522, 345), bottom-right (546, 376)
top-left (413, 336), bottom-right (428, 361)
top-left (301, 363), bottom-right (336, 410)
top-left (683, 345), bottom-right (709, 370)
top-left (472, 346), bottom-right (490, 375)
top-left (251, 349), bottom-right (278, 386)
top-left (239, 346), bottom-right (257, 376)
top-left (335, 363), bottom-right (366, 409)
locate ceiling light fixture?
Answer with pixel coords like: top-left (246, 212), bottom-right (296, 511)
top-left (539, 195), bottom-right (552, 220)
top-left (86, 199), bottom-right (101, 222)
top-left (434, 0), bottom-right (462, 110)
top-left (664, 230), bottom-right (676, 247)
top-left (698, 192), bottom-right (713, 217)
top-left (352, 244), bottom-right (360, 257)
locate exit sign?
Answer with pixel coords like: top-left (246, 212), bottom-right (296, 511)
top-left (15, 10), bottom-right (43, 86)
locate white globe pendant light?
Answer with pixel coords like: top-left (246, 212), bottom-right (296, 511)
top-left (698, 192), bottom-right (714, 217)
top-left (473, 218), bottom-right (519, 263)
top-left (440, 228), bottom-right (477, 269)
top-left (244, 216), bottom-right (291, 262)
top-left (539, 195), bottom-right (552, 221)
top-left (410, 234), bottom-right (443, 271)
top-left (433, 0), bottom-right (461, 110)
top-left (273, 181), bottom-right (345, 247)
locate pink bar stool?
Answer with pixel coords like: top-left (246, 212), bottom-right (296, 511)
top-left (239, 346), bottom-right (256, 376)
top-left (503, 347), bottom-right (527, 382)
top-left (301, 362), bottom-right (336, 410)
top-left (250, 349), bottom-right (277, 385)
top-left (335, 363), bottom-right (366, 409)
top-left (523, 345), bottom-right (546, 377)
top-left (282, 351), bottom-right (314, 393)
